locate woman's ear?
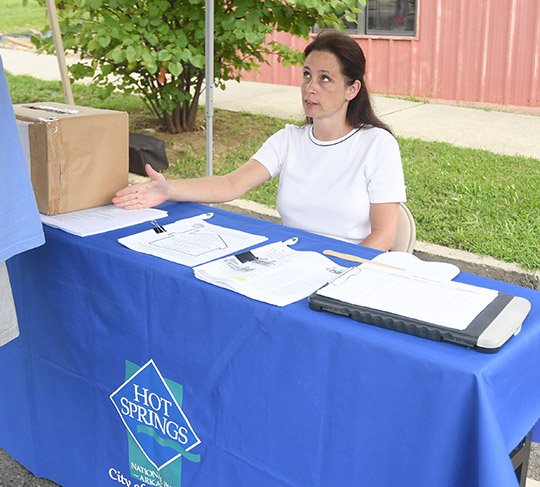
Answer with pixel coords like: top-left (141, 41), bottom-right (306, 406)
top-left (346, 80), bottom-right (362, 101)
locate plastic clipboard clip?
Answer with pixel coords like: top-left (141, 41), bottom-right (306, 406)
top-left (151, 220), bottom-right (166, 234)
top-left (327, 266), bottom-right (361, 287)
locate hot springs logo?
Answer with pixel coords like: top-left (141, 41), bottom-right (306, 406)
top-left (110, 359), bottom-right (201, 487)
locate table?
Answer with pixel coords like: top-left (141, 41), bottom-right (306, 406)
top-left (2, 202), bottom-right (540, 487)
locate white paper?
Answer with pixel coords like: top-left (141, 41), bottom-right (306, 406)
top-left (41, 205), bottom-right (169, 237)
top-left (316, 265), bottom-right (497, 330)
top-left (194, 239), bottom-right (347, 306)
top-left (371, 251), bottom-right (460, 281)
top-left (118, 213), bottom-right (268, 267)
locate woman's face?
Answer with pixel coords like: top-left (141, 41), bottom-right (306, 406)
top-left (301, 50), bottom-right (359, 125)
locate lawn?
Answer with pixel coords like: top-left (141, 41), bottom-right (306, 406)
top-left (5, 72), bottom-right (540, 271)
top-left (0, 0), bottom-right (49, 35)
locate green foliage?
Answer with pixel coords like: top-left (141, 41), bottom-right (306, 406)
top-left (32, 0), bottom-right (362, 133)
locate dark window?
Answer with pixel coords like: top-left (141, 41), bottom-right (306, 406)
top-left (345, 0), bottom-right (417, 37)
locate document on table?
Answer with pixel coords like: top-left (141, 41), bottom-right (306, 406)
top-left (315, 265), bottom-right (498, 330)
top-left (41, 205), bottom-right (169, 237)
top-left (369, 251), bottom-right (460, 280)
top-left (118, 212), bottom-right (268, 267)
top-left (194, 239), bottom-right (347, 306)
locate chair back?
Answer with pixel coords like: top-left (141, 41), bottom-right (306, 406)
top-left (392, 203), bottom-right (416, 253)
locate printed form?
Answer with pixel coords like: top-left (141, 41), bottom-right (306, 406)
top-left (316, 265), bottom-right (498, 330)
top-left (194, 239), bottom-right (347, 306)
top-left (118, 213), bottom-right (268, 267)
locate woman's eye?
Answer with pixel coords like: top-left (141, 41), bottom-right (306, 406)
top-left (302, 71), bottom-right (311, 79)
top-left (321, 75), bottom-right (331, 82)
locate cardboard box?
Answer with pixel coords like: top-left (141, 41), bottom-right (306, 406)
top-left (14, 102), bottom-right (129, 215)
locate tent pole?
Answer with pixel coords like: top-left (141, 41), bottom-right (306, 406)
top-left (45, 0), bottom-right (74, 105)
top-left (205, 0), bottom-right (214, 176)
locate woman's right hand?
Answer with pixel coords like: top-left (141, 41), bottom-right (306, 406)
top-left (112, 164), bottom-right (170, 209)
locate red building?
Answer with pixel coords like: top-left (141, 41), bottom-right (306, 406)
top-left (242, 0), bottom-right (540, 109)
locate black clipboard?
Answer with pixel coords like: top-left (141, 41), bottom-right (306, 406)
top-left (309, 270), bottom-right (531, 352)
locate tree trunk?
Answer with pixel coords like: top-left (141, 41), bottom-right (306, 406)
top-left (186, 73), bottom-right (205, 131)
top-left (163, 72), bottom-right (205, 133)
top-left (163, 113), bottom-right (177, 134)
top-left (172, 105), bottom-right (182, 132)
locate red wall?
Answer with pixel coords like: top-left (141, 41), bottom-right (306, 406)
top-left (242, 0), bottom-right (540, 108)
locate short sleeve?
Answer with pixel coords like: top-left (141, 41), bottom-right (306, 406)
top-left (0, 56), bottom-right (45, 262)
top-left (365, 131), bottom-right (407, 203)
top-left (251, 126), bottom-right (291, 178)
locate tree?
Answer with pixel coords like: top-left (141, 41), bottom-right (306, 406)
top-left (34, 0), bottom-right (364, 133)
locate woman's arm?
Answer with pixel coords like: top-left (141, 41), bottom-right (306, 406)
top-left (359, 202), bottom-right (400, 251)
top-left (113, 159), bottom-right (271, 209)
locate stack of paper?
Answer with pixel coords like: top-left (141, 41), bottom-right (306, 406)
top-left (41, 205), bottom-right (169, 237)
top-left (194, 239), bottom-right (347, 306)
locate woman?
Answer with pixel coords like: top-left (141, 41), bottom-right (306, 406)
top-left (113, 30), bottom-right (406, 251)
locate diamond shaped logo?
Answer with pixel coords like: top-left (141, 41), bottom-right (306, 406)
top-left (110, 359), bottom-right (201, 471)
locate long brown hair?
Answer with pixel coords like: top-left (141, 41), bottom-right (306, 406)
top-left (304, 30), bottom-right (392, 133)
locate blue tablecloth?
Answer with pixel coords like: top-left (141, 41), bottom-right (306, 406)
top-left (2, 202), bottom-right (540, 487)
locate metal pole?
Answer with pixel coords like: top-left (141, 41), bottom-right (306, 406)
top-left (205, 0), bottom-right (214, 176)
top-left (45, 0), bottom-right (74, 105)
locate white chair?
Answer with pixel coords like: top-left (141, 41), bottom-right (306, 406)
top-left (392, 203), bottom-right (416, 253)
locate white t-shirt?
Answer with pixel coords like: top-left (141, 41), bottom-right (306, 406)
top-left (252, 124), bottom-right (406, 244)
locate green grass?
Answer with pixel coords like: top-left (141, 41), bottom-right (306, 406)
top-left (6, 73), bottom-right (148, 112)
top-left (0, 0), bottom-right (48, 35)
top-left (400, 138), bottom-right (540, 270)
top-left (5, 73), bottom-right (540, 271)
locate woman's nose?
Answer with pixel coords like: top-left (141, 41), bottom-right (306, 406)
top-left (305, 79), bottom-right (317, 92)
